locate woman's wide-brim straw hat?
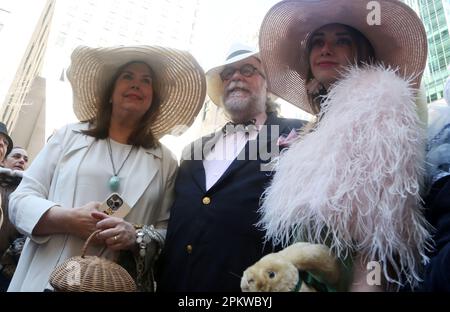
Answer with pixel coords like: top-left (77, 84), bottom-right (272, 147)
top-left (67, 45), bottom-right (206, 138)
top-left (259, 0), bottom-right (428, 114)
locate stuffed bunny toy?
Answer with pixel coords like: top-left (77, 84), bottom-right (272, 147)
top-left (241, 242), bottom-right (342, 292)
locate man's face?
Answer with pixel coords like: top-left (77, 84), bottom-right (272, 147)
top-left (220, 56), bottom-right (267, 122)
top-left (4, 147), bottom-right (28, 171)
top-left (0, 134), bottom-right (9, 162)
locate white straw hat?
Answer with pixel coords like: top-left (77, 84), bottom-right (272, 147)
top-left (206, 43), bottom-right (260, 106)
top-left (67, 45), bottom-right (206, 138)
top-left (259, 0), bottom-right (428, 114)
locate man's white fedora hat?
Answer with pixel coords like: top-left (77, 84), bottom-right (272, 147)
top-left (206, 43), bottom-right (260, 107)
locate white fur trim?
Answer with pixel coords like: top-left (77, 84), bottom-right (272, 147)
top-left (259, 65), bottom-right (432, 287)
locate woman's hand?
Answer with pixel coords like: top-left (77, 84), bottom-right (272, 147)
top-left (33, 202), bottom-right (101, 239)
top-left (92, 211), bottom-right (136, 251)
top-left (67, 201), bottom-right (102, 240)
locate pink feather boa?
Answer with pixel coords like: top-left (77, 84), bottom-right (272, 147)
top-left (259, 65), bottom-right (432, 287)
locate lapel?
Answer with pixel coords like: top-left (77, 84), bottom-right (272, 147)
top-left (187, 131), bottom-right (222, 191)
top-left (260, 112), bottom-right (283, 144)
top-left (63, 124), bottom-right (161, 210)
top-left (121, 146), bottom-right (161, 208)
top-left (189, 160), bottom-right (206, 192)
top-left (57, 125), bottom-right (95, 207)
top-left (191, 131), bottom-right (222, 162)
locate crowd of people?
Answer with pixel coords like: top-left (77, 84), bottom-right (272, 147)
top-left (0, 123), bottom-right (29, 291)
top-left (1, 0), bottom-right (450, 292)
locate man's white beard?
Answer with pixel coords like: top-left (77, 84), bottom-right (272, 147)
top-left (223, 93), bottom-right (265, 122)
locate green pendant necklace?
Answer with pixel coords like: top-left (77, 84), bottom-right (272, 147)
top-left (106, 138), bottom-right (133, 192)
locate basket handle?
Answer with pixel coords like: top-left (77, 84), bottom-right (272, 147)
top-left (82, 230), bottom-right (106, 258)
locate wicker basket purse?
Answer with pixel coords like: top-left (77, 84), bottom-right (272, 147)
top-left (49, 230), bottom-right (136, 292)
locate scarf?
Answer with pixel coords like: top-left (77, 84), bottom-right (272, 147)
top-left (259, 65), bottom-right (432, 287)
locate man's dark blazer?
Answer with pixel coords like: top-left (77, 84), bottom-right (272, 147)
top-left (157, 112), bottom-right (305, 292)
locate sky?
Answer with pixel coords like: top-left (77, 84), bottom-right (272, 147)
top-left (188, 0), bottom-right (282, 71)
top-left (43, 0), bottom-right (283, 73)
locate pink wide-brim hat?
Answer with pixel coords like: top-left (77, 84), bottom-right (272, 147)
top-left (259, 0), bottom-right (428, 114)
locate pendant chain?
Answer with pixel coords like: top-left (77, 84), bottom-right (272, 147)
top-left (107, 138), bottom-right (134, 177)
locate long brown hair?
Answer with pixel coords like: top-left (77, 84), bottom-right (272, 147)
top-left (82, 61), bottom-right (161, 149)
top-left (306, 23), bottom-right (376, 114)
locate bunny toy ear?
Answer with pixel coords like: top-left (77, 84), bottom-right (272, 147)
top-left (278, 242), bottom-right (341, 287)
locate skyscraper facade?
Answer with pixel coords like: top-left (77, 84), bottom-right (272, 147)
top-left (0, 0), bottom-right (55, 131)
top-left (403, 0), bottom-right (450, 103)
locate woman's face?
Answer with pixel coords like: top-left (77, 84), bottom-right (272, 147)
top-left (111, 62), bottom-right (153, 120)
top-left (308, 24), bottom-right (358, 88)
top-left (4, 147), bottom-right (28, 171)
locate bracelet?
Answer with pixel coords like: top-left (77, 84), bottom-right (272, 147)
top-left (135, 225), bottom-right (164, 258)
top-left (134, 225), bottom-right (164, 292)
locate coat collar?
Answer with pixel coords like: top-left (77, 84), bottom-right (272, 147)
top-left (71, 124), bottom-right (162, 158)
top-left (67, 123), bottom-right (161, 209)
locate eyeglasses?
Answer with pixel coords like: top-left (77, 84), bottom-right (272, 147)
top-left (219, 64), bottom-right (265, 81)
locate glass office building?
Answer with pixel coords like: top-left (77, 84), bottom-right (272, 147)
top-left (403, 0), bottom-right (450, 103)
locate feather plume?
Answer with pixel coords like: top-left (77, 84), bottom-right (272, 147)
top-left (259, 65), bottom-right (432, 287)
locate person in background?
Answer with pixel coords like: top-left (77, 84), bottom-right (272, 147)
top-left (2, 146), bottom-right (29, 171)
top-left (0, 146), bottom-right (29, 292)
top-left (0, 122), bottom-right (17, 291)
top-left (158, 43), bottom-right (305, 292)
top-left (7, 45), bottom-right (206, 292)
top-left (422, 77), bottom-right (450, 291)
top-left (0, 123), bottom-right (13, 164)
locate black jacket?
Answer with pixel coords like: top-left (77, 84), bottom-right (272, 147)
top-left (157, 113), bottom-right (305, 292)
top-left (422, 175), bottom-right (450, 291)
